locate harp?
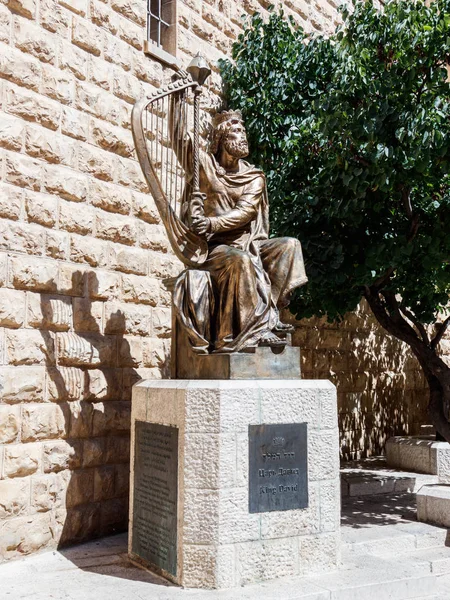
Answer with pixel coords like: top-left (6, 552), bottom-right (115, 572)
top-left (131, 56), bottom-right (211, 268)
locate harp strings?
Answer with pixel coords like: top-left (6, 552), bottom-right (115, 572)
top-left (164, 95), bottom-right (170, 211)
top-left (157, 98), bottom-right (162, 186)
top-left (174, 88), bottom-right (186, 218)
top-left (169, 93), bottom-right (175, 214)
top-left (173, 91), bottom-right (181, 215)
top-left (181, 89), bottom-right (188, 217)
top-left (144, 88), bottom-right (193, 219)
top-left (175, 90), bottom-right (183, 215)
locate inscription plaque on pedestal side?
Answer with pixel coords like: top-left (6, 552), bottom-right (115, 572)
top-left (249, 423), bottom-right (308, 513)
top-left (132, 421), bottom-right (178, 576)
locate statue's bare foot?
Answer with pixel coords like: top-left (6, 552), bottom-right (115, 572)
top-left (274, 321), bottom-right (295, 333)
top-left (258, 331), bottom-right (287, 348)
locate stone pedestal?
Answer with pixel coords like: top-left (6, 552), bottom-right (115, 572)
top-left (128, 379), bottom-right (340, 589)
top-left (172, 316), bottom-right (301, 380)
top-left (386, 436), bottom-right (450, 483)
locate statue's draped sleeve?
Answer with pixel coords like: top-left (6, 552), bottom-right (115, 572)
top-left (208, 176), bottom-right (264, 233)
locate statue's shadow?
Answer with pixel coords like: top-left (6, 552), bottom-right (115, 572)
top-left (58, 532), bottom-right (175, 586)
top-left (38, 271), bottom-right (173, 584)
top-left (39, 272), bottom-right (136, 553)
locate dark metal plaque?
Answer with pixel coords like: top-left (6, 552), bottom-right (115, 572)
top-left (249, 423), bottom-right (308, 513)
top-left (132, 421), bottom-right (178, 576)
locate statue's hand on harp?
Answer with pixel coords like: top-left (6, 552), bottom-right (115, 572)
top-left (191, 215), bottom-right (210, 236)
top-left (189, 191), bottom-right (209, 236)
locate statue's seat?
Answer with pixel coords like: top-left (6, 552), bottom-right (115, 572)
top-left (163, 271), bottom-right (299, 380)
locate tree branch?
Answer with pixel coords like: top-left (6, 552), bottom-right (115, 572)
top-left (353, 154), bottom-right (371, 167)
top-left (416, 77), bottom-right (427, 104)
top-left (363, 286), bottom-right (418, 347)
top-left (398, 305), bottom-right (430, 345)
top-left (416, 65), bottom-right (432, 104)
top-left (365, 286), bottom-right (450, 380)
top-left (382, 289), bottom-right (408, 323)
top-left (431, 315), bottom-right (450, 350)
top-left (382, 290), bottom-right (430, 347)
top-left (363, 285), bottom-right (432, 356)
top-left (401, 186), bottom-right (412, 218)
top-left (370, 266), bottom-right (395, 292)
top-left (407, 214), bottom-right (420, 243)
top-left (399, 185), bottom-right (420, 243)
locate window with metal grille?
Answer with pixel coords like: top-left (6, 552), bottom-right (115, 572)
top-left (146, 0), bottom-right (177, 61)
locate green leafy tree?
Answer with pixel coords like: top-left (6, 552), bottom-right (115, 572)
top-left (219, 0), bottom-right (450, 440)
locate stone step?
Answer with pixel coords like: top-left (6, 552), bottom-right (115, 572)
top-left (176, 553), bottom-right (439, 600)
top-left (413, 596), bottom-right (449, 600)
top-left (339, 482), bottom-right (450, 597)
top-left (404, 547), bottom-right (450, 575)
top-left (342, 521), bottom-right (449, 557)
top-left (341, 456), bottom-right (439, 498)
top-left (342, 492), bottom-right (450, 557)
top-left (0, 532), bottom-right (443, 600)
top-left (304, 571), bottom-right (435, 600)
top-left (418, 484), bottom-right (450, 528)
top-left (386, 437), bottom-right (450, 482)
top-left (434, 573), bottom-right (450, 597)
top-left (320, 556), bottom-right (437, 600)
top-left (413, 573), bottom-right (450, 599)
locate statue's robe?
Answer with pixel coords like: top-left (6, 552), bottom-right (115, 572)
top-left (173, 151), bottom-right (307, 353)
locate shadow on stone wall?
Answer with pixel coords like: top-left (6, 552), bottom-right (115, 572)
top-left (32, 272), bottom-right (428, 552)
top-left (38, 270), bottom-right (163, 549)
top-left (286, 299), bottom-right (429, 461)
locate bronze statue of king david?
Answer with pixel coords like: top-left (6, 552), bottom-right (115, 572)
top-left (131, 55), bottom-right (307, 362)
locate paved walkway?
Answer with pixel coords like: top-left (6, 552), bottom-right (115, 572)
top-left (1, 461), bottom-right (450, 600)
top-left (1, 508), bottom-right (449, 600)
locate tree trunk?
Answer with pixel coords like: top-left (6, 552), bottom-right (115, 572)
top-left (411, 351), bottom-right (450, 442)
top-left (363, 287), bottom-right (450, 443)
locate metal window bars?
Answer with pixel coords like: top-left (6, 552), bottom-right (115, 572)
top-left (147, 0), bottom-right (171, 47)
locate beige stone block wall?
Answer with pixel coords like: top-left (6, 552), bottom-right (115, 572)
top-left (0, 0), bottom-right (433, 565)
top-left (0, 0), bottom-right (344, 562)
top-left (287, 300), bottom-right (450, 461)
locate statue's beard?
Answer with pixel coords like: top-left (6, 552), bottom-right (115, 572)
top-left (223, 138), bottom-right (249, 158)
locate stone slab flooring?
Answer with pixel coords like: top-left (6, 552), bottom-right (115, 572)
top-left (341, 456), bottom-right (439, 497)
top-left (0, 498), bottom-right (449, 600)
top-left (1, 458), bottom-right (450, 600)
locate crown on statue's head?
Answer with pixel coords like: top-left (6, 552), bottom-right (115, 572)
top-left (212, 110), bottom-right (243, 128)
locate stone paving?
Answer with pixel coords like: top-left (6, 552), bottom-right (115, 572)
top-left (1, 489), bottom-right (450, 600)
top-left (1, 531), bottom-right (448, 600)
top-left (2, 458), bottom-right (450, 599)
